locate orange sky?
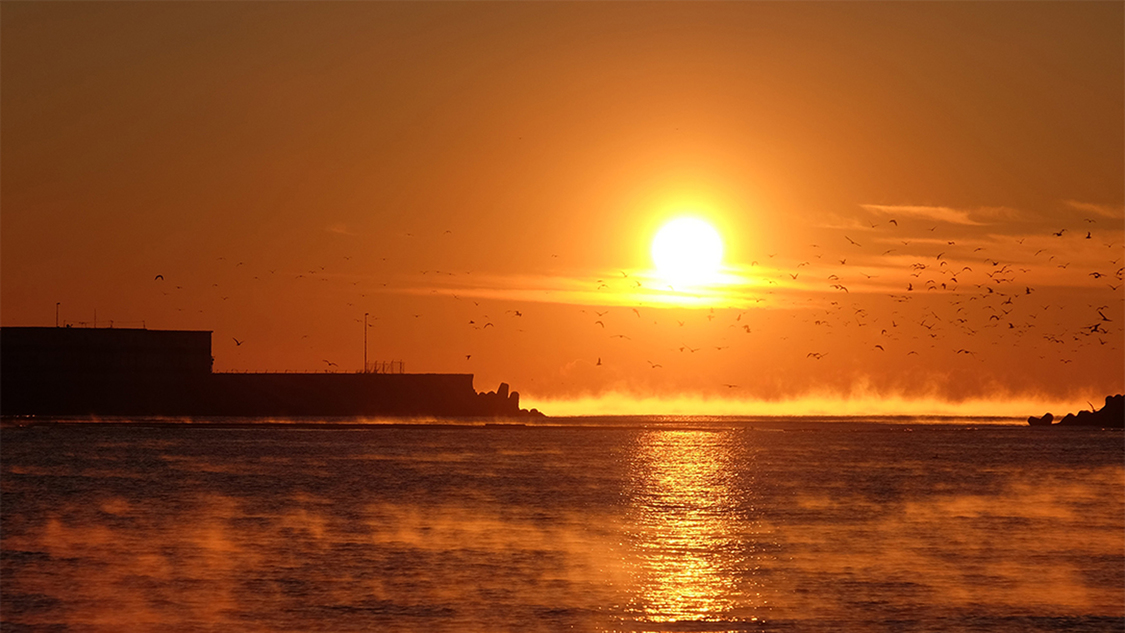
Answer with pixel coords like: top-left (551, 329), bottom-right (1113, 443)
top-left (3, 3), bottom-right (1122, 416)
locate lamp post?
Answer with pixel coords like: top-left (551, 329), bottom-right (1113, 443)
top-left (55, 302), bottom-right (60, 327)
top-left (363, 312), bottom-right (369, 373)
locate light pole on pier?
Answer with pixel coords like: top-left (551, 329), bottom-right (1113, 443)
top-left (363, 312), bottom-right (369, 373)
top-left (56, 302), bottom-right (60, 327)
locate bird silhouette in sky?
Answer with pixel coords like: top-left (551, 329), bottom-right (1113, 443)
top-left (154, 274), bottom-right (164, 281)
top-left (806, 352), bottom-right (827, 360)
top-left (232, 338), bottom-right (244, 346)
top-left (323, 360), bottom-right (338, 367)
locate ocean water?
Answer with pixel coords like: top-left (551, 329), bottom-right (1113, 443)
top-left (2, 418), bottom-right (1122, 632)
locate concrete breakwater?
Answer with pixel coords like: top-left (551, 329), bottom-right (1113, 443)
top-left (1, 326), bottom-right (540, 418)
top-left (1027, 394), bottom-right (1123, 428)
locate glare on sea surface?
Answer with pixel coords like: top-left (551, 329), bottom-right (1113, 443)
top-left (626, 430), bottom-right (756, 623)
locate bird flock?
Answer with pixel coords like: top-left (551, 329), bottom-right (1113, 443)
top-left (144, 216), bottom-right (1122, 396)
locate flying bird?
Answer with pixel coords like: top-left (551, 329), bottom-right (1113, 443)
top-left (806, 352), bottom-right (827, 360)
top-left (845, 236), bottom-right (862, 247)
top-left (232, 338), bottom-right (244, 346)
top-left (154, 274), bottom-right (164, 281)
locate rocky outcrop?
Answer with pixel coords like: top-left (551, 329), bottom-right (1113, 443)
top-left (476, 382), bottom-right (545, 417)
top-left (1028, 395), bottom-right (1123, 428)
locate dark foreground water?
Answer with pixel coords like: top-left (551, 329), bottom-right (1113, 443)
top-left (2, 418), bottom-right (1123, 632)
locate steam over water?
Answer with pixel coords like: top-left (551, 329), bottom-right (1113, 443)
top-left (2, 419), bottom-right (1122, 631)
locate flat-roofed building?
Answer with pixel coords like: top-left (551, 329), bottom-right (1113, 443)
top-left (1, 327), bottom-right (212, 376)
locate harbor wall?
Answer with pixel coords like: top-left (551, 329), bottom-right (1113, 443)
top-left (1, 327), bottom-right (526, 417)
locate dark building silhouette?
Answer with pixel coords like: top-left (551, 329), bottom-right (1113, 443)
top-left (1, 327), bottom-right (534, 418)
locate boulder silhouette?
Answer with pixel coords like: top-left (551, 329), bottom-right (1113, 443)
top-left (1029, 395), bottom-right (1123, 428)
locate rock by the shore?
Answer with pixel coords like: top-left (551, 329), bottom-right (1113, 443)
top-left (1028, 394), bottom-right (1123, 428)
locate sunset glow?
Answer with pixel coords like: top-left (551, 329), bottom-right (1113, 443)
top-left (1, 2), bottom-right (1121, 416)
top-left (3, 4), bottom-right (1123, 631)
top-left (651, 217), bottom-right (724, 288)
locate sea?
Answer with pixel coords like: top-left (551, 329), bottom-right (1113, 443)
top-left (2, 416), bottom-right (1122, 632)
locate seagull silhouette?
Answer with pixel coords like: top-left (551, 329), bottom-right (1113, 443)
top-left (233, 338), bottom-right (244, 346)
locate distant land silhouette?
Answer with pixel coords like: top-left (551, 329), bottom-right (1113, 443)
top-left (1027, 394), bottom-right (1123, 428)
top-left (0, 326), bottom-right (542, 418)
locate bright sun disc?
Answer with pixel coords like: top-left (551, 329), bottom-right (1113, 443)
top-left (651, 217), bottom-right (724, 286)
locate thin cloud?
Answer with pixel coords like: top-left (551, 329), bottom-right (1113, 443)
top-left (861, 204), bottom-right (987, 226)
top-left (388, 269), bottom-right (775, 309)
top-left (1064, 200), bottom-right (1125, 219)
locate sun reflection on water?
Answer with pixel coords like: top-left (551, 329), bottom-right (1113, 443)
top-left (625, 429), bottom-right (762, 625)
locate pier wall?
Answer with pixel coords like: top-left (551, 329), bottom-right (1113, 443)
top-left (1, 327), bottom-right (524, 417)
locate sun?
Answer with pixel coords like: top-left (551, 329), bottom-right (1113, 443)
top-left (651, 217), bottom-right (724, 287)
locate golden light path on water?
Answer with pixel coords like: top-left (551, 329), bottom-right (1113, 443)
top-left (625, 430), bottom-right (763, 625)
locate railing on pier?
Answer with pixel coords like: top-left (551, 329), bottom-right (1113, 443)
top-left (60, 320), bottom-right (147, 329)
top-left (365, 360), bottom-right (405, 374)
